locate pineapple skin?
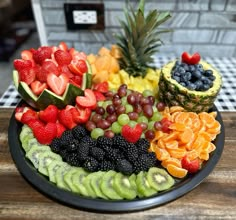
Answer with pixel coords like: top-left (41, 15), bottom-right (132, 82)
top-left (158, 60), bottom-right (222, 113)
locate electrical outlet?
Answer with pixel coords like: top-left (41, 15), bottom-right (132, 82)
top-left (64, 3), bottom-right (104, 30)
top-left (73, 10), bottom-right (97, 24)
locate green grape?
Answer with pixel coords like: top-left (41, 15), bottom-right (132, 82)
top-left (141, 133), bottom-right (145, 138)
top-left (142, 89), bottom-right (154, 97)
top-left (102, 100), bottom-right (112, 110)
top-left (152, 105), bottom-right (158, 113)
top-left (97, 101), bottom-right (104, 107)
top-left (117, 114), bottom-right (130, 126)
top-left (151, 112), bottom-right (162, 122)
top-left (128, 120), bottom-right (137, 128)
top-left (121, 96), bottom-right (127, 106)
top-left (111, 122), bottom-right (122, 134)
top-left (91, 128), bottom-right (104, 139)
top-left (137, 115), bottom-right (148, 124)
top-left (125, 104), bottom-right (134, 113)
top-left (148, 121), bottom-right (155, 130)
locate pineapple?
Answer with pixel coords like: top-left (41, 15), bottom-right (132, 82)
top-left (114, 0), bottom-right (171, 78)
top-left (158, 60), bottom-right (222, 112)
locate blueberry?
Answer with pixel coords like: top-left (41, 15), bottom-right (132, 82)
top-left (187, 82), bottom-right (197, 90)
top-left (175, 60), bottom-right (181, 66)
top-left (173, 75), bottom-right (181, 82)
top-left (209, 75), bottom-right (216, 81)
top-left (179, 82), bottom-right (186, 87)
top-left (202, 84), bottom-right (210, 91)
top-left (178, 67), bottom-right (186, 74)
top-left (182, 63), bottom-right (189, 71)
top-left (195, 80), bottom-right (203, 90)
top-left (192, 70), bottom-right (202, 79)
top-left (204, 69), bottom-right (213, 77)
top-left (181, 72), bottom-right (191, 82)
top-left (196, 64), bottom-right (204, 71)
top-left (173, 71), bottom-right (181, 77)
top-left (189, 65), bottom-right (195, 72)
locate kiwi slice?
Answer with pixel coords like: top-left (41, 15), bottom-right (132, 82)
top-left (20, 125), bottom-right (33, 141)
top-left (90, 171), bottom-right (108, 199)
top-left (71, 168), bottom-right (89, 196)
top-left (147, 167), bottom-right (175, 191)
top-left (55, 164), bottom-right (72, 191)
top-left (64, 167), bottom-right (80, 192)
top-left (129, 174), bottom-right (143, 198)
top-left (136, 171), bottom-right (157, 197)
top-left (38, 151), bottom-right (62, 176)
top-left (113, 172), bottom-right (137, 200)
top-left (83, 173), bottom-right (98, 198)
top-left (26, 145), bottom-right (51, 169)
top-left (47, 161), bottom-right (67, 183)
top-left (100, 170), bottom-right (123, 200)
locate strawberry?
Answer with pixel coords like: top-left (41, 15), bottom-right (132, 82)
top-left (21, 50), bottom-right (35, 66)
top-left (69, 76), bottom-right (82, 88)
top-left (93, 90), bottom-right (106, 101)
top-left (181, 156), bottom-right (200, 173)
top-left (47, 73), bottom-right (69, 96)
top-left (18, 67), bottom-right (37, 85)
top-left (72, 51), bottom-right (87, 61)
top-left (37, 60), bottom-right (59, 82)
top-left (58, 65), bottom-right (74, 78)
top-left (181, 52), bottom-right (201, 65)
top-left (58, 108), bottom-right (77, 129)
top-left (13, 59), bottom-right (33, 71)
top-left (39, 105), bottom-right (58, 123)
top-left (32, 122), bottom-right (57, 145)
top-left (21, 109), bottom-right (38, 124)
top-left (31, 80), bottom-right (48, 95)
top-left (15, 106), bottom-right (30, 122)
top-left (68, 59), bottom-right (88, 75)
top-left (33, 46), bottom-right (52, 65)
top-left (93, 81), bottom-right (109, 93)
top-left (54, 50), bottom-right (72, 66)
top-left (76, 89), bottom-right (97, 109)
top-left (27, 118), bottom-right (44, 131)
top-left (161, 118), bottom-right (173, 133)
top-left (56, 122), bottom-right (66, 138)
top-left (58, 41), bottom-right (68, 51)
top-left (121, 124), bottom-right (142, 143)
top-left (70, 106), bottom-right (91, 124)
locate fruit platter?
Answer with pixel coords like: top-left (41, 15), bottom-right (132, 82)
top-left (8, 0), bottom-right (224, 212)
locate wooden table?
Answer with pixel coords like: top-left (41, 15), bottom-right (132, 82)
top-left (0, 108), bottom-right (236, 219)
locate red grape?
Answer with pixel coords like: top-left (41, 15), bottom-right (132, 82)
top-left (143, 104), bottom-right (153, 118)
top-left (145, 130), bottom-right (155, 140)
top-left (156, 102), bottom-right (166, 112)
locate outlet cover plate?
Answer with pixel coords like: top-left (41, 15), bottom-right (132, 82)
top-left (64, 3), bottom-right (105, 30)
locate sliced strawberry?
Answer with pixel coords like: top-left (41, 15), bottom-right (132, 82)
top-left (93, 81), bottom-right (109, 93)
top-left (56, 122), bottom-right (66, 138)
top-left (58, 108), bottom-right (77, 129)
top-left (68, 59), bottom-right (87, 75)
top-left (58, 41), bottom-right (68, 51)
top-left (39, 105), bottom-right (58, 123)
top-left (47, 73), bottom-right (69, 96)
top-left (54, 50), bottom-right (72, 66)
top-left (21, 109), bottom-right (38, 124)
top-left (32, 122), bottom-right (57, 145)
top-left (21, 50), bottom-right (34, 63)
top-left (181, 52), bottom-right (201, 65)
top-left (31, 80), bottom-right (48, 96)
top-left (15, 106), bottom-right (30, 122)
top-left (73, 51), bottom-right (87, 61)
top-left (70, 106), bottom-right (91, 124)
top-left (181, 155), bottom-right (200, 173)
top-left (93, 90), bottom-right (106, 101)
top-left (69, 75), bottom-right (82, 88)
top-left (13, 59), bottom-right (33, 71)
top-left (76, 89), bottom-right (97, 109)
top-left (121, 124), bottom-right (142, 143)
top-left (37, 60), bottom-right (59, 82)
top-left (33, 46), bottom-right (52, 65)
top-left (27, 118), bottom-right (44, 131)
top-left (58, 65), bottom-right (74, 78)
top-left (18, 67), bottom-right (37, 85)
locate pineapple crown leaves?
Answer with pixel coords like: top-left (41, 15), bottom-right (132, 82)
top-left (115, 0), bottom-right (171, 77)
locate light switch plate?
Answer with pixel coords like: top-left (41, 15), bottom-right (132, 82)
top-left (64, 3), bottom-right (105, 30)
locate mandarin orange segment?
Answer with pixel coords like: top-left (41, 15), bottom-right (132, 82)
top-left (167, 147), bottom-right (186, 159)
top-left (199, 131), bottom-right (212, 142)
top-left (178, 127), bottom-right (194, 144)
top-left (157, 139), bottom-right (166, 149)
top-left (161, 157), bottom-right (181, 168)
top-left (199, 150), bottom-right (209, 160)
top-left (165, 140), bottom-right (179, 149)
top-left (199, 112), bottom-right (216, 128)
top-left (208, 142), bottom-right (216, 153)
top-left (162, 131), bottom-right (179, 142)
top-left (155, 147), bottom-right (170, 161)
top-left (169, 106), bottom-right (185, 113)
top-left (169, 123), bottom-right (186, 131)
top-left (186, 149), bottom-right (199, 161)
top-left (166, 164), bottom-right (188, 178)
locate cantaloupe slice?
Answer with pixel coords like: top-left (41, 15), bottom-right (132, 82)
top-left (93, 70), bottom-right (109, 84)
top-left (95, 55), bottom-right (112, 72)
top-left (98, 47), bottom-right (111, 56)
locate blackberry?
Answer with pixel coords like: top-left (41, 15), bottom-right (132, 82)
top-left (97, 136), bottom-right (113, 151)
top-left (77, 142), bottom-right (90, 162)
top-left (67, 139), bottom-right (80, 152)
top-left (115, 159), bottom-right (133, 175)
top-left (60, 130), bottom-right (74, 146)
top-left (80, 136), bottom-right (96, 148)
top-left (90, 147), bottom-right (105, 161)
top-left (135, 138), bottom-right (150, 154)
top-left (50, 138), bottom-right (61, 153)
top-left (72, 125), bottom-right (87, 140)
top-left (133, 153), bottom-right (156, 173)
top-left (105, 148), bottom-right (121, 161)
top-left (60, 149), bottom-right (68, 160)
top-left (99, 160), bottom-right (115, 171)
top-left (112, 135), bottom-right (129, 150)
top-left (125, 143), bottom-right (138, 163)
top-left (83, 157), bottom-right (99, 172)
top-left (65, 153), bottom-right (81, 166)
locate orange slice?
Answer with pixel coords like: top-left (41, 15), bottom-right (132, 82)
top-left (166, 164), bottom-right (188, 178)
top-left (161, 157), bottom-right (181, 168)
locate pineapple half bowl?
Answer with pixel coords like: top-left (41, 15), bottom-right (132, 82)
top-left (158, 56), bottom-right (222, 113)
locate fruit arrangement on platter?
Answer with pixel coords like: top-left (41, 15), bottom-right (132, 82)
top-left (11, 0), bottom-right (223, 202)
